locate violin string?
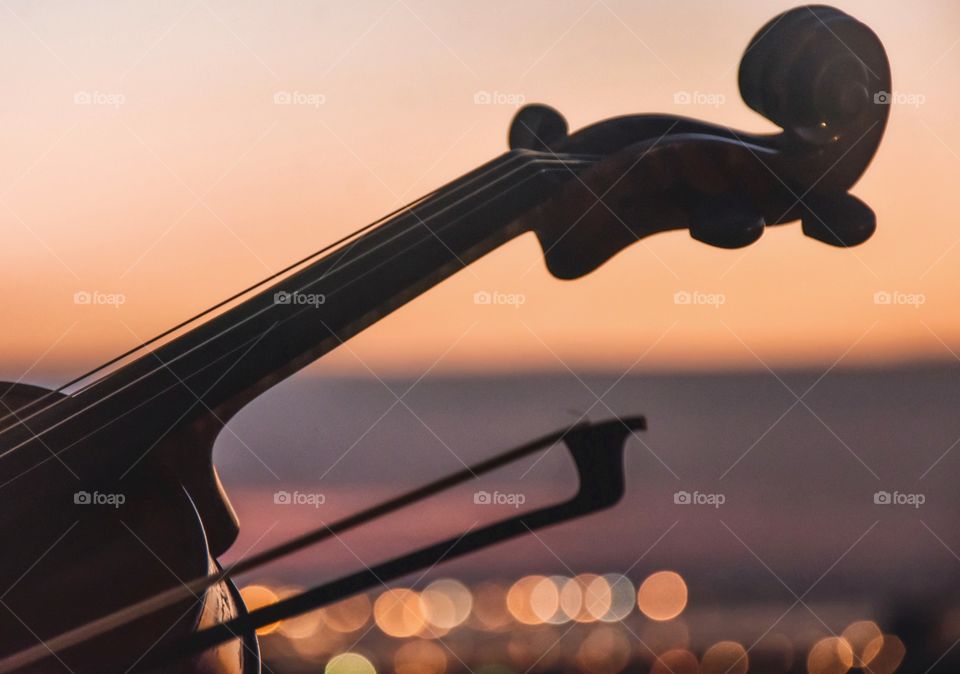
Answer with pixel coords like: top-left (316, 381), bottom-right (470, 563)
top-left (0, 150), bottom-right (560, 439)
top-left (0, 151), bottom-right (544, 437)
top-left (0, 155), bottom-right (577, 462)
top-left (1, 160), bottom-right (593, 464)
top-left (0, 426), bottom-right (575, 672)
top-left (0, 150), bottom-right (533, 429)
top-left (0, 154), bottom-right (597, 465)
top-left (0, 195), bottom-right (435, 427)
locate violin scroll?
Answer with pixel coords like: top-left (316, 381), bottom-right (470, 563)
top-left (515, 5), bottom-right (890, 279)
top-left (738, 6), bottom-right (886, 148)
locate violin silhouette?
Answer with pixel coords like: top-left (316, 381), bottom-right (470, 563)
top-left (0, 5), bottom-right (889, 673)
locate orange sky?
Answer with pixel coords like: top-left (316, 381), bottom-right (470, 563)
top-left (1, 0), bottom-right (959, 383)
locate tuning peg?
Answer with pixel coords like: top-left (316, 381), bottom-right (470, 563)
top-left (689, 197), bottom-right (765, 249)
top-left (509, 104), bottom-right (568, 152)
top-left (801, 193), bottom-right (876, 246)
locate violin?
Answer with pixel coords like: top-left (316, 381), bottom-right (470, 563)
top-left (0, 5), bottom-right (889, 673)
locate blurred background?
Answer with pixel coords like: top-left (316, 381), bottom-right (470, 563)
top-left (1, 0), bottom-right (959, 672)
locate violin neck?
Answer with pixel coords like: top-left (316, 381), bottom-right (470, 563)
top-left (0, 150), bottom-right (600, 485)
top-left (93, 151), bottom-right (594, 431)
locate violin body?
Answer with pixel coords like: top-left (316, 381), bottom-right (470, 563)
top-left (0, 383), bottom-right (255, 674)
top-left (0, 5), bottom-right (890, 673)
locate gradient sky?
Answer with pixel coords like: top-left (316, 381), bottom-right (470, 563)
top-left (1, 0), bottom-right (959, 383)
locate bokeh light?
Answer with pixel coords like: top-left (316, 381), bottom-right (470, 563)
top-left (866, 634), bottom-right (906, 674)
top-left (806, 636), bottom-right (854, 674)
top-left (650, 648), bottom-right (698, 674)
top-left (563, 574), bottom-right (610, 623)
top-left (600, 574), bottom-right (635, 622)
top-left (841, 620), bottom-right (883, 667)
top-left (533, 576), bottom-right (563, 624)
top-left (277, 607), bottom-right (322, 640)
top-left (558, 576), bottom-right (583, 622)
top-left (471, 582), bottom-right (511, 630)
top-left (247, 574), bottom-right (907, 674)
top-left (289, 629), bottom-right (347, 661)
top-left (275, 586), bottom-right (322, 640)
top-left (374, 589), bottom-right (426, 638)
top-left (325, 594), bottom-right (372, 633)
top-left (637, 571), bottom-right (688, 621)
top-left (583, 574), bottom-right (613, 622)
top-left (700, 641), bottom-right (748, 674)
top-left (575, 625), bottom-right (631, 674)
top-left (394, 639), bottom-right (448, 674)
top-left (239, 585), bottom-right (281, 636)
top-left (421, 579), bottom-right (473, 630)
top-left (325, 652), bottom-right (377, 674)
top-left (506, 575), bottom-right (548, 625)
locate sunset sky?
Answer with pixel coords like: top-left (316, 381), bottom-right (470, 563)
top-left (3, 8), bottom-right (959, 671)
top-left (1, 0), bottom-right (959, 384)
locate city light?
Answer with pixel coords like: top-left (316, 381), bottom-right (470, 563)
top-left (241, 572), bottom-right (907, 674)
